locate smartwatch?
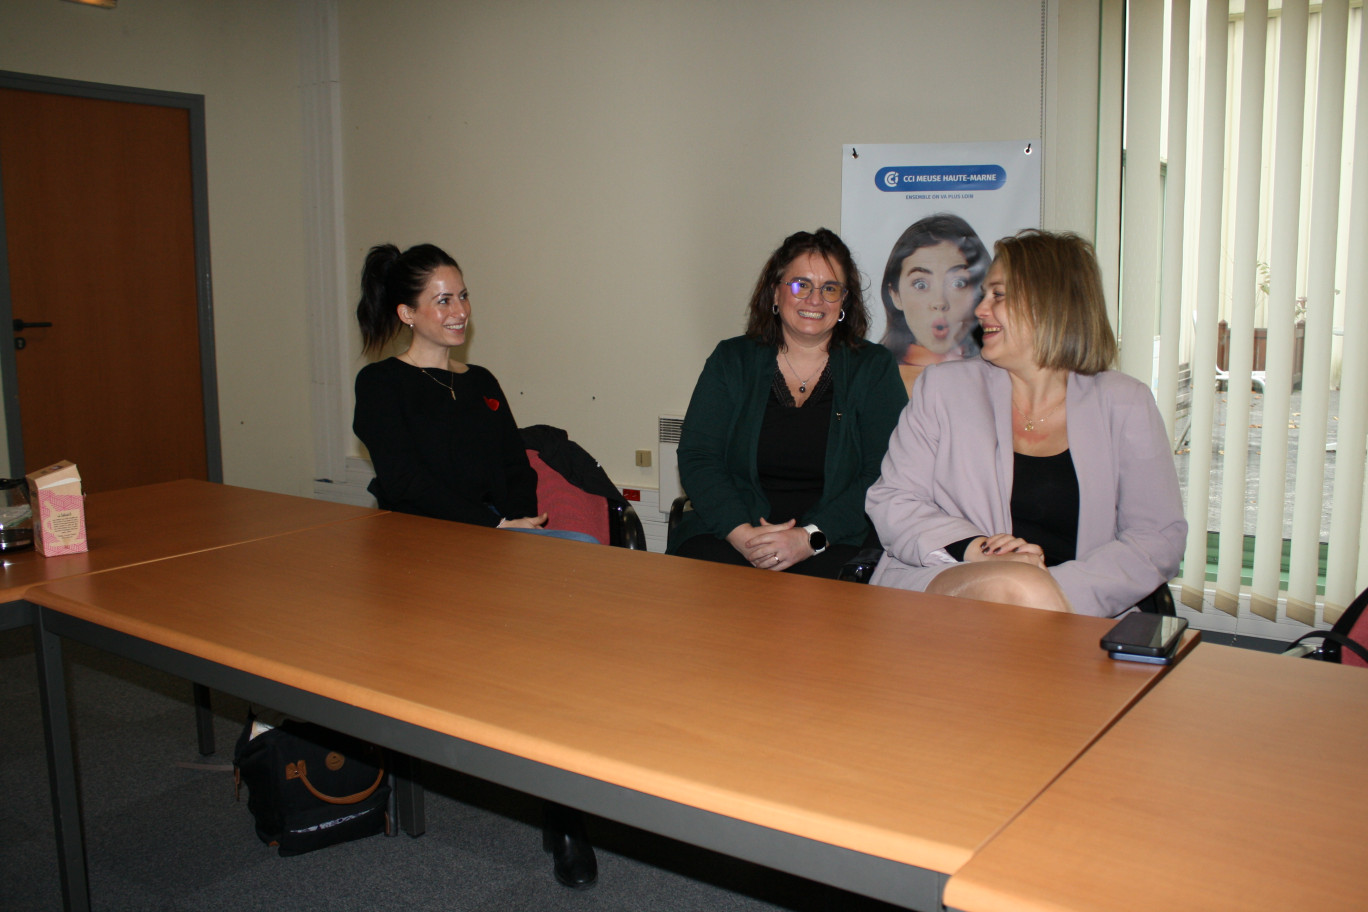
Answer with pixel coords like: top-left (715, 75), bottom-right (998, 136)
top-left (802, 524), bottom-right (828, 556)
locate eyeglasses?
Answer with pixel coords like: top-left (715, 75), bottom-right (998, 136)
top-left (783, 278), bottom-right (847, 304)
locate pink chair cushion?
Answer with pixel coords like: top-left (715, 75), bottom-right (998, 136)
top-left (525, 449), bottom-right (609, 545)
top-left (1345, 613), bottom-right (1368, 668)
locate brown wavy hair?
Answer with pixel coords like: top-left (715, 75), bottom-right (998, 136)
top-left (743, 228), bottom-right (869, 349)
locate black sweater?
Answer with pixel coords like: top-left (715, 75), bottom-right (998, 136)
top-left (353, 357), bottom-right (538, 525)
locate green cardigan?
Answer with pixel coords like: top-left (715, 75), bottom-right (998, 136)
top-left (667, 336), bottom-right (907, 552)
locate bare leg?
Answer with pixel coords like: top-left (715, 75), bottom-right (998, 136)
top-left (927, 561), bottom-right (1072, 612)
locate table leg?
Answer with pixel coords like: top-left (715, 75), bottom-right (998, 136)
top-left (34, 614), bottom-right (91, 912)
top-left (392, 753), bottom-right (426, 837)
top-left (193, 682), bottom-right (215, 755)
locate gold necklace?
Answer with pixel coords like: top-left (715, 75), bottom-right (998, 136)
top-left (780, 349), bottom-right (828, 394)
top-left (1013, 399), bottom-right (1063, 432)
top-left (406, 359), bottom-right (456, 399)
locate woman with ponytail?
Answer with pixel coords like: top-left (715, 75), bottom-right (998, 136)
top-left (352, 243), bottom-right (598, 888)
top-left (353, 243), bottom-right (548, 528)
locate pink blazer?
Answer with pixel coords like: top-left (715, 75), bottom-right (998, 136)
top-left (865, 359), bottom-right (1187, 617)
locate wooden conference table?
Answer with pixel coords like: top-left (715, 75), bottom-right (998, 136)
top-left (29, 509), bottom-right (1191, 911)
top-left (943, 644), bottom-right (1368, 912)
top-left (0, 478), bottom-right (379, 610)
top-left (3, 479), bottom-right (381, 909)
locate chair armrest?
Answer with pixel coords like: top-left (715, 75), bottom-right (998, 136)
top-left (1281, 640), bottom-right (1322, 660)
top-left (837, 547), bottom-right (884, 584)
top-left (609, 502), bottom-right (649, 551)
top-left (1133, 582), bottom-right (1176, 615)
top-left (668, 496), bottom-right (690, 532)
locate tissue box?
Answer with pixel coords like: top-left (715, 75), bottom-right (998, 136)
top-left (26, 460), bottom-right (88, 556)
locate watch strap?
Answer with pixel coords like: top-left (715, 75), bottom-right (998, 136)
top-left (802, 523), bottom-right (827, 555)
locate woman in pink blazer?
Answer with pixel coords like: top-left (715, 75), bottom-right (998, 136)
top-left (865, 230), bottom-right (1186, 616)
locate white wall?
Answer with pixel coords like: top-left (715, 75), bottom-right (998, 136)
top-left (0, 0), bottom-right (1103, 496)
top-left (337, 0), bottom-right (1068, 486)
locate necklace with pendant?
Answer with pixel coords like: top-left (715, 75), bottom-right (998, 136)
top-left (1014, 399), bottom-right (1062, 432)
top-left (780, 349), bottom-right (827, 394)
top-left (408, 359), bottom-right (456, 399)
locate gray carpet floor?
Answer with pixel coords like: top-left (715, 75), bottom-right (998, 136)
top-left (1, 627), bottom-right (902, 911)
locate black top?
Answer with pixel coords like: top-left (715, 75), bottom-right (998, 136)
top-left (755, 365), bottom-right (832, 524)
top-left (353, 357), bottom-right (537, 526)
top-left (944, 449), bottom-right (1081, 564)
top-left (1010, 449), bottom-right (1080, 566)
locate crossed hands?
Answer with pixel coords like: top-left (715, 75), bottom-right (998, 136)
top-left (726, 518), bottom-right (812, 572)
top-left (964, 533), bottom-right (1046, 570)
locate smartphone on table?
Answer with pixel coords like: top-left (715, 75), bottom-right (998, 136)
top-left (1100, 612), bottom-right (1189, 664)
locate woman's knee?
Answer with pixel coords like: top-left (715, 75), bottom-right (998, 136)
top-left (930, 563), bottom-right (1071, 612)
top-left (992, 567), bottom-right (1070, 612)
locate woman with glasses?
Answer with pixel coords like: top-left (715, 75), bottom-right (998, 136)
top-left (667, 228), bottom-right (907, 577)
top-left (865, 230), bottom-right (1185, 615)
top-left (879, 213), bottom-right (990, 395)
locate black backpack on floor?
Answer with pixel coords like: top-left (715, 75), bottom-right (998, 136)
top-left (233, 713), bottom-right (391, 856)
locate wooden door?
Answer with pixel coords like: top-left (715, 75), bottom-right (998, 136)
top-left (0, 86), bottom-right (209, 493)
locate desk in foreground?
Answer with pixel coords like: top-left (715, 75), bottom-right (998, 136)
top-left (944, 644), bottom-right (1368, 912)
top-left (32, 513), bottom-right (1182, 909)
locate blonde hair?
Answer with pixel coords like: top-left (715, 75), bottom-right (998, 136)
top-left (992, 230), bottom-right (1117, 375)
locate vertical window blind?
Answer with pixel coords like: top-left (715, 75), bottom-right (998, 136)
top-left (1115, 0), bottom-right (1365, 627)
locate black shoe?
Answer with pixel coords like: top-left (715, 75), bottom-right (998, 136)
top-left (542, 805), bottom-right (597, 889)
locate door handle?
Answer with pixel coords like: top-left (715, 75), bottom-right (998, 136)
top-left (13, 319), bottom-right (53, 332)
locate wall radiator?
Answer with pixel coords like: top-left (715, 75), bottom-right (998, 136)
top-left (656, 414), bottom-right (684, 515)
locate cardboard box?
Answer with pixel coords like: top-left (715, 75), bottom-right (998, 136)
top-left (27, 460), bottom-right (87, 556)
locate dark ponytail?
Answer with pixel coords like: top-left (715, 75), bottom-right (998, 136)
top-left (356, 242), bottom-right (461, 356)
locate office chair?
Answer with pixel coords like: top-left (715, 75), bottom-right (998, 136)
top-left (1283, 586), bottom-right (1368, 667)
top-left (1132, 582), bottom-right (1177, 615)
top-left (522, 425), bottom-right (646, 550)
top-left (667, 494), bottom-right (690, 532)
top-left (836, 546), bottom-right (884, 584)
